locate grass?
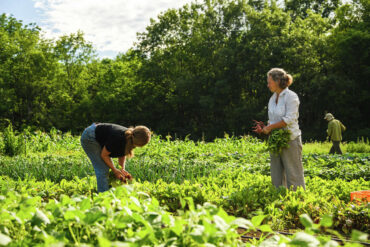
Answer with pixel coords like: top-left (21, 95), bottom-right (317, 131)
top-left (303, 141), bottom-right (333, 154)
top-left (302, 140), bottom-right (370, 154)
top-left (0, 134), bottom-right (368, 183)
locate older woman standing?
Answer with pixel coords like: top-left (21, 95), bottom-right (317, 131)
top-left (80, 123), bottom-right (151, 193)
top-left (262, 68), bottom-right (305, 191)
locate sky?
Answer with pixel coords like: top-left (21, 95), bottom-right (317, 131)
top-left (0, 0), bottom-right (194, 58)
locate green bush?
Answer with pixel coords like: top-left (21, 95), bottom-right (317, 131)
top-left (346, 137), bottom-right (370, 153)
top-left (2, 123), bottom-right (25, 156)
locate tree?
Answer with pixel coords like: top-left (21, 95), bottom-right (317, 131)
top-left (284, 0), bottom-right (341, 19)
top-left (49, 31), bottom-right (96, 130)
top-left (0, 14), bottom-right (58, 128)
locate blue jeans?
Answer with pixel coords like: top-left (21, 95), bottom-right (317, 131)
top-left (80, 123), bottom-right (110, 192)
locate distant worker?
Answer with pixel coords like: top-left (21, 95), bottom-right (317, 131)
top-left (324, 113), bottom-right (346, 154)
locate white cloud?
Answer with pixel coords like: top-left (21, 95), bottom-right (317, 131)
top-left (33, 0), bottom-right (193, 57)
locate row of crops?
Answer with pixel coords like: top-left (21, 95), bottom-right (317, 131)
top-left (0, 129), bottom-right (369, 246)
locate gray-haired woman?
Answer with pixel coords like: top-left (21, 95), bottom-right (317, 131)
top-left (261, 68), bottom-right (305, 191)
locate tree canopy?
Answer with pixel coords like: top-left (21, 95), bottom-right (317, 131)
top-left (0, 0), bottom-right (369, 140)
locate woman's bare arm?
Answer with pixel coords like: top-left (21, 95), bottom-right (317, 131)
top-left (101, 146), bottom-right (124, 179)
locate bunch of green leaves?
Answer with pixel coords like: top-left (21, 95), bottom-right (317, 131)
top-left (267, 129), bottom-right (291, 154)
top-left (108, 171), bottom-right (122, 188)
top-left (108, 170), bottom-right (133, 188)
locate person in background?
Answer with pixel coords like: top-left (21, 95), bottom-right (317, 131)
top-left (324, 113), bottom-right (346, 154)
top-left (80, 123), bottom-right (151, 193)
top-left (261, 68), bottom-right (305, 191)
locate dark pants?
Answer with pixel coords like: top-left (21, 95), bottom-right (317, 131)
top-left (329, 141), bottom-right (342, 154)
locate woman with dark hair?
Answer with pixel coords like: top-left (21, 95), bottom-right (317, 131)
top-left (261, 68), bottom-right (305, 191)
top-left (80, 123), bottom-right (151, 192)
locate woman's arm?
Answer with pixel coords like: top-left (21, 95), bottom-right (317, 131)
top-left (118, 156), bottom-right (126, 170)
top-left (101, 146), bottom-right (124, 179)
top-left (262, 120), bottom-right (287, 134)
top-left (118, 156), bottom-right (128, 173)
top-left (118, 155), bottom-right (132, 178)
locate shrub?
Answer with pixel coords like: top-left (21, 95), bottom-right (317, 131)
top-left (2, 123), bottom-right (25, 156)
top-left (346, 137), bottom-right (370, 153)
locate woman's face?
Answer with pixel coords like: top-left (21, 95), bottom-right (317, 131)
top-left (267, 76), bottom-right (279, 93)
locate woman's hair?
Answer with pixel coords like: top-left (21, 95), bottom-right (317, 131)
top-left (125, 126), bottom-right (151, 157)
top-left (267, 68), bottom-right (293, 89)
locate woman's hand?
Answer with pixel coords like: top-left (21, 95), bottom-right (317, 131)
top-left (113, 168), bottom-right (125, 180)
top-left (262, 126), bottom-right (272, 135)
top-left (252, 120), bottom-right (265, 134)
top-left (121, 169), bottom-right (133, 180)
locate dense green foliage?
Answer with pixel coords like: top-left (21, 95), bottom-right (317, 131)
top-left (0, 130), bottom-right (369, 235)
top-left (1, 0), bottom-right (369, 244)
top-left (1, 177), bottom-right (367, 246)
top-left (0, 130), bottom-right (369, 183)
top-left (0, 129), bottom-right (369, 245)
top-left (346, 138), bottom-right (370, 153)
top-left (1, 0), bottom-right (369, 141)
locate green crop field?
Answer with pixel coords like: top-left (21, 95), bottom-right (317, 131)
top-left (1, 0), bottom-right (369, 245)
top-left (0, 129), bottom-right (369, 246)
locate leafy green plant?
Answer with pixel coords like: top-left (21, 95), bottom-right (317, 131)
top-left (267, 129), bottom-right (291, 154)
top-left (346, 137), bottom-right (370, 153)
top-left (108, 170), bottom-right (133, 188)
top-left (2, 123), bottom-right (24, 156)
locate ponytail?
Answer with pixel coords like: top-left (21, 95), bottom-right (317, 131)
top-left (287, 74), bottom-right (293, 86)
top-left (124, 126), bottom-right (151, 158)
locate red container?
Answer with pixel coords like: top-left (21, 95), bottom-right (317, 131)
top-left (350, 190), bottom-right (370, 202)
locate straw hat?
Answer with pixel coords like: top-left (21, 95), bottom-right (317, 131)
top-left (324, 113), bottom-right (334, 121)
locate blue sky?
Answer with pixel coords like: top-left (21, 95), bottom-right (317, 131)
top-left (1, 0), bottom-right (193, 58)
top-left (0, 0), bottom-right (42, 26)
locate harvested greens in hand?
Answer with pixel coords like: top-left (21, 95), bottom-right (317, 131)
top-left (108, 170), bottom-right (133, 187)
top-left (267, 129), bottom-right (291, 154)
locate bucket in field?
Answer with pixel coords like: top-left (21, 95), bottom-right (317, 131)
top-left (350, 190), bottom-right (370, 202)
